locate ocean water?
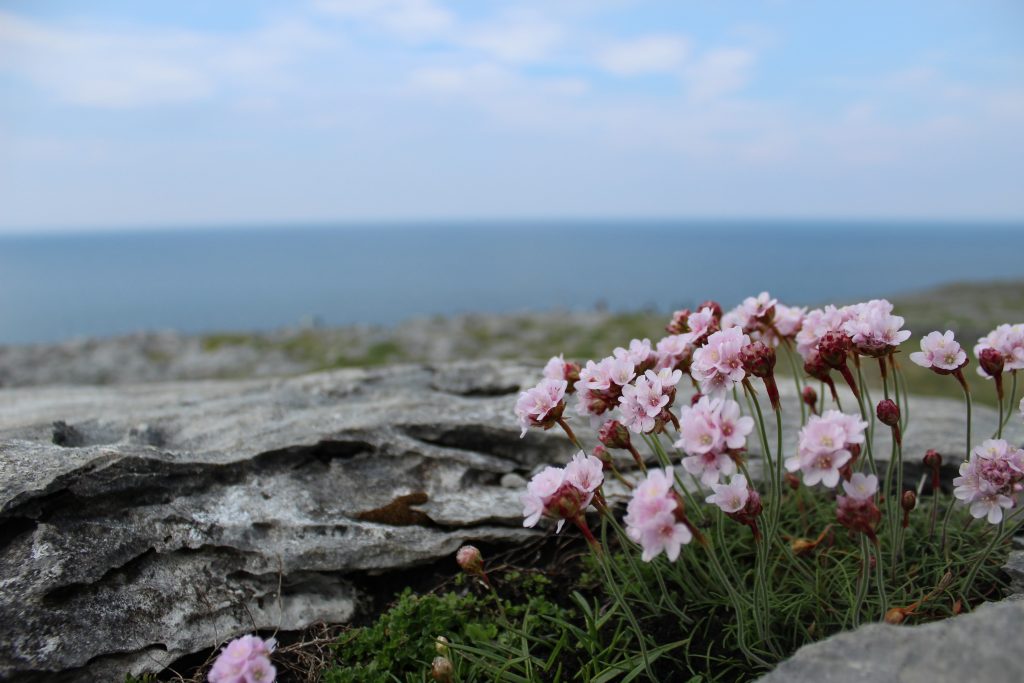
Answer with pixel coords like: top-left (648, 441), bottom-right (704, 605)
top-left (0, 221), bottom-right (1022, 345)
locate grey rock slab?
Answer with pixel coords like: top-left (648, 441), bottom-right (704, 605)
top-left (758, 595), bottom-right (1024, 683)
top-left (0, 361), bottom-right (567, 681)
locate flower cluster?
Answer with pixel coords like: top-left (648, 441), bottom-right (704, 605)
top-left (543, 354), bottom-right (581, 387)
top-left (676, 396), bottom-right (753, 485)
top-left (690, 326), bottom-right (751, 396)
top-left (974, 324), bottom-right (1024, 378)
top-left (573, 355), bottom-right (636, 422)
top-left (706, 473), bottom-right (763, 539)
top-left (787, 410), bottom-right (868, 488)
top-left (618, 368), bottom-right (683, 433)
top-left (796, 299), bottom-right (910, 361)
top-left (521, 452), bottom-right (604, 531)
top-left (836, 473), bottom-right (881, 541)
top-left (209, 635), bottom-right (276, 683)
top-left (953, 439), bottom-right (1024, 524)
top-left (624, 467), bottom-right (693, 561)
top-left (910, 330), bottom-right (967, 374)
top-left (514, 377), bottom-right (567, 437)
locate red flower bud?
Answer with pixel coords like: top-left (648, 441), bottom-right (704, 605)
top-left (923, 449), bottom-right (942, 470)
top-left (785, 472), bottom-right (801, 491)
top-left (740, 341), bottom-right (776, 378)
top-left (598, 420), bottom-right (632, 450)
top-left (802, 385), bottom-right (818, 407)
top-left (979, 348), bottom-right (1005, 377)
top-left (804, 353), bottom-right (832, 382)
top-left (901, 490), bottom-right (917, 513)
top-left (876, 399), bottom-right (900, 427)
top-left (817, 330), bottom-right (852, 368)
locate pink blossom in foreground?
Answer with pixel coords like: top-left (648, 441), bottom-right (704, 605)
top-left (841, 299), bottom-right (911, 357)
top-left (624, 467), bottom-right (692, 562)
top-left (842, 472), bottom-right (878, 501)
top-left (515, 378), bottom-right (567, 437)
top-left (910, 330), bottom-right (967, 373)
top-left (521, 454), bottom-right (602, 531)
top-left (543, 354), bottom-right (581, 387)
top-left (687, 307), bottom-right (719, 342)
top-left (573, 356), bottom-right (635, 421)
top-left (690, 327), bottom-right (750, 396)
top-left (795, 305), bottom-right (853, 360)
top-left (675, 397), bottom-right (751, 485)
top-left (974, 324), bottom-right (1024, 377)
top-left (706, 474), bottom-right (750, 513)
top-left (209, 635), bottom-right (276, 683)
top-left (614, 338), bottom-right (656, 371)
top-left (787, 410), bottom-right (867, 488)
top-left (953, 439), bottom-right (1024, 524)
top-left (772, 304), bottom-right (807, 339)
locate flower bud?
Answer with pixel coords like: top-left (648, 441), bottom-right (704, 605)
top-left (901, 490), bottom-right (916, 513)
top-left (785, 472), bottom-right (801, 491)
top-left (804, 353), bottom-right (832, 382)
top-left (876, 399), bottom-right (900, 427)
top-left (802, 385), bottom-right (817, 408)
top-left (740, 341), bottom-right (776, 378)
top-left (432, 656), bottom-right (454, 682)
top-left (435, 636), bottom-right (449, 655)
top-left (456, 545), bottom-right (484, 576)
top-left (598, 420), bottom-right (632, 450)
top-left (549, 483), bottom-right (588, 520)
top-left (884, 607), bottom-right (907, 625)
top-left (923, 449), bottom-right (942, 470)
top-left (817, 330), bottom-right (851, 368)
top-left (698, 300), bottom-right (723, 320)
top-left (666, 308), bottom-right (691, 335)
top-left (979, 348), bottom-right (1005, 377)
top-left (592, 444), bottom-right (613, 468)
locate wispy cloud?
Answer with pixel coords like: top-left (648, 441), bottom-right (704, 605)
top-left (597, 35), bottom-right (689, 76)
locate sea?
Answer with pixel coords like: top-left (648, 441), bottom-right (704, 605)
top-left (1, 220), bottom-right (1022, 345)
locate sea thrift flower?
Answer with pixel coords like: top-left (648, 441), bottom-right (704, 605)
top-left (666, 308), bottom-right (691, 335)
top-left (515, 378), bottom-right (567, 437)
top-left (788, 410), bottom-right (868, 488)
top-left (877, 398), bottom-right (901, 444)
top-left (841, 299), bottom-right (911, 357)
top-left (521, 453), bottom-right (604, 532)
top-left (574, 356), bottom-right (635, 421)
top-left (836, 489), bottom-right (882, 542)
top-left (910, 331), bottom-right (968, 373)
top-left (706, 473), bottom-right (749, 513)
top-left (615, 338), bottom-right (656, 372)
top-left (624, 467), bottom-right (693, 561)
top-left (974, 324), bottom-right (1024, 375)
top-left (771, 304), bottom-right (807, 340)
top-left (455, 545), bottom-right (489, 585)
top-left (655, 333), bottom-right (696, 372)
top-left (687, 306), bottom-right (719, 344)
top-left (618, 369), bottom-right (682, 433)
top-left (953, 439), bottom-right (1024, 524)
top-left (691, 327), bottom-right (750, 396)
top-left (796, 305), bottom-right (854, 360)
top-left (543, 354), bottom-right (581, 388)
top-left (842, 472), bottom-right (878, 501)
top-left (209, 635), bottom-right (277, 683)
top-left (676, 396), bottom-right (752, 485)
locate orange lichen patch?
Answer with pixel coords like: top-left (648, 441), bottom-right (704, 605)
top-left (356, 492), bottom-right (431, 526)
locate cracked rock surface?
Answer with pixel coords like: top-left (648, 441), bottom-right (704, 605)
top-left (0, 361), bottom-right (1021, 681)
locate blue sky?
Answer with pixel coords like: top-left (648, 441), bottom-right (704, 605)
top-left (1, 0), bottom-right (1022, 231)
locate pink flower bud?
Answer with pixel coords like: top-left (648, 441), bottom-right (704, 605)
top-left (740, 341), bottom-right (776, 378)
top-left (598, 419), bottom-right (632, 450)
top-left (456, 545), bottom-right (484, 576)
top-left (817, 330), bottom-right (852, 368)
top-left (666, 308), bottom-right (691, 335)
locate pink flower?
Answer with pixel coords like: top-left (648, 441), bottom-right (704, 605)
top-left (543, 355), bottom-right (567, 380)
top-left (614, 338), bottom-right (656, 370)
top-left (841, 299), bottom-right (911, 357)
top-left (974, 324), bottom-right (1024, 377)
top-left (675, 396), bottom-right (750, 485)
top-left (953, 438), bottom-right (1024, 524)
top-left (573, 356), bottom-right (635, 421)
top-left (209, 635), bottom-right (277, 683)
top-left (618, 369), bottom-right (680, 434)
top-left (910, 330), bottom-right (967, 372)
top-left (624, 468), bottom-right (692, 562)
top-left (521, 454), bottom-right (600, 531)
top-left (691, 327), bottom-right (750, 396)
top-left (842, 472), bottom-right (878, 501)
top-left (655, 333), bottom-right (695, 371)
top-left (772, 304), bottom-right (806, 339)
top-left (706, 474), bottom-right (749, 513)
top-left (687, 307), bottom-right (718, 341)
top-left (788, 411), bottom-right (867, 488)
top-left (564, 451), bottom-right (605, 493)
top-left (514, 378), bottom-right (567, 437)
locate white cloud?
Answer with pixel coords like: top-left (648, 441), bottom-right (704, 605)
top-left (597, 35), bottom-right (689, 76)
top-left (684, 48), bottom-right (755, 101)
top-left (313, 0), bottom-right (453, 39)
top-left (0, 12), bottom-right (326, 108)
top-left (462, 11), bottom-right (563, 64)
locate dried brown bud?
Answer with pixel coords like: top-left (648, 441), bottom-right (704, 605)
top-left (901, 490), bottom-right (917, 513)
top-left (432, 656), bottom-right (454, 682)
top-left (884, 607), bottom-right (907, 625)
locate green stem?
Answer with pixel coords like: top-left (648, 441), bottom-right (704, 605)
top-left (960, 520), bottom-right (1004, 603)
top-left (997, 370), bottom-right (1018, 437)
top-left (873, 540), bottom-right (889, 619)
top-left (852, 535), bottom-right (871, 627)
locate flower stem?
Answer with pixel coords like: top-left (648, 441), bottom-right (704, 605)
top-left (960, 520), bottom-right (1004, 604)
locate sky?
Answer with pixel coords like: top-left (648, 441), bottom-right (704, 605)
top-left (0, 0), bottom-right (1022, 232)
